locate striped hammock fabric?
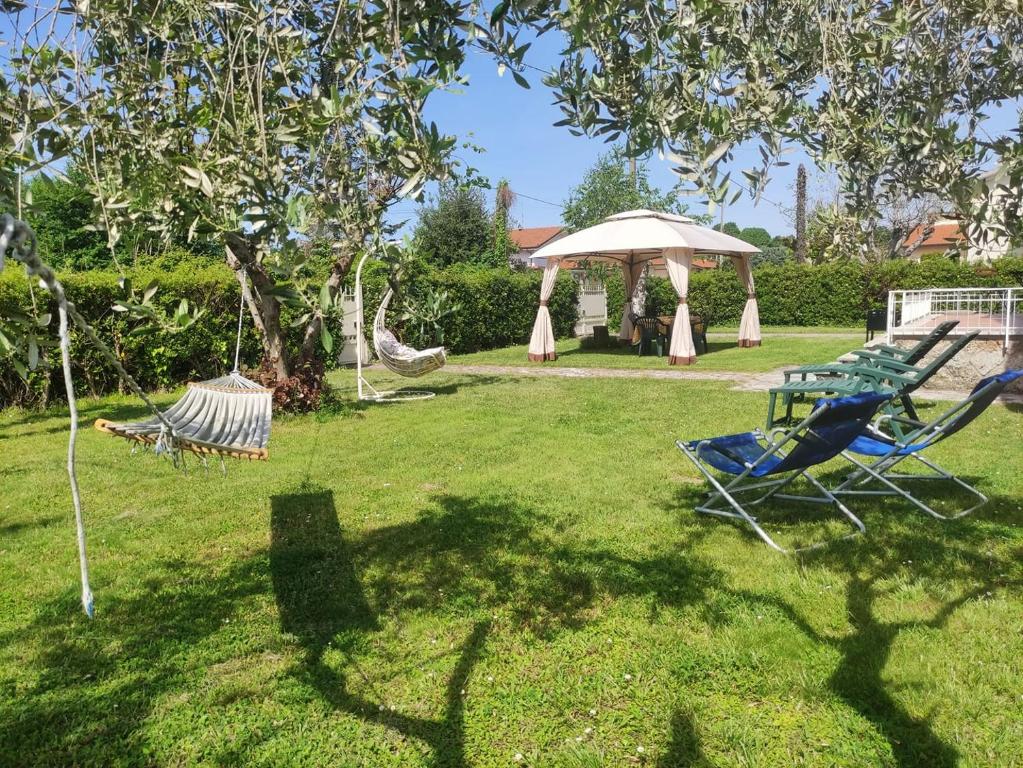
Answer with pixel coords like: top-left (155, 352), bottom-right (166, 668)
top-left (94, 371), bottom-right (272, 460)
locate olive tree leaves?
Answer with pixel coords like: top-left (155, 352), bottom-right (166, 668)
top-left (539, 1), bottom-right (1023, 242)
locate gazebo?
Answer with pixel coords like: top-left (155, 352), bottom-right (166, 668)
top-left (527, 209), bottom-right (762, 364)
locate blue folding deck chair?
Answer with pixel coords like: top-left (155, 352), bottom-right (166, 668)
top-left (831, 369), bottom-right (1023, 520)
top-left (677, 392), bottom-right (892, 554)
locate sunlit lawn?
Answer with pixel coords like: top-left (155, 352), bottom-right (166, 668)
top-left (450, 332), bottom-right (864, 374)
top-left (1, 364), bottom-right (1021, 767)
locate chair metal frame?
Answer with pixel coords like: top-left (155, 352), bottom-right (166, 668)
top-left (831, 370), bottom-right (1023, 520)
top-left (678, 393), bottom-right (891, 554)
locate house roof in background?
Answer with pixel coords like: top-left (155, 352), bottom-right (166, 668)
top-left (903, 221), bottom-right (966, 250)
top-left (509, 226), bottom-right (564, 250)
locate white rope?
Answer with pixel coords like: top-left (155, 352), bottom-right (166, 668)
top-left (58, 301), bottom-right (94, 618)
top-left (2, 215), bottom-right (94, 617)
top-left (232, 270), bottom-right (246, 373)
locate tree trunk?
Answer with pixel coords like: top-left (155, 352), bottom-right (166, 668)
top-left (224, 233), bottom-right (290, 381)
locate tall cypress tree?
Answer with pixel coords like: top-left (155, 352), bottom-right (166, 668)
top-left (795, 164), bottom-right (808, 264)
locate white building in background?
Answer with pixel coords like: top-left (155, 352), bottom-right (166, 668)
top-left (967, 164), bottom-right (1022, 263)
top-left (508, 226), bottom-right (566, 268)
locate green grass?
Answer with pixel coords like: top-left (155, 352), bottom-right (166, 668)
top-left (450, 334), bottom-right (864, 374)
top-left (2, 367), bottom-right (1022, 767)
top-left (707, 325), bottom-right (863, 336)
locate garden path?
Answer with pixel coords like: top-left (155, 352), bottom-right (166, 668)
top-left (435, 363), bottom-right (1023, 404)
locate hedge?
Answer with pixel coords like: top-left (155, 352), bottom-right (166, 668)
top-left (0, 262), bottom-right (260, 408)
top-left (1, 262), bottom-right (578, 408)
top-left (606, 257), bottom-right (1023, 328)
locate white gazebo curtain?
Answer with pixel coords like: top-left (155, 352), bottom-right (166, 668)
top-left (618, 261), bottom-right (646, 340)
top-left (527, 258), bottom-right (561, 361)
top-left (730, 255), bottom-right (762, 347)
top-left (664, 247), bottom-right (697, 365)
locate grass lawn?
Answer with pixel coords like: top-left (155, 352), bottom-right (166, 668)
top-left (450, 333), bottom-right (864, 374)
top-left (707, 325), bottom-right (863, 336)
top-left (2, 365), bottom-right (1022, 767)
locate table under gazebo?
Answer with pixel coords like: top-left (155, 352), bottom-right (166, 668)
top-left (527, 209), bottom-right (762, 364)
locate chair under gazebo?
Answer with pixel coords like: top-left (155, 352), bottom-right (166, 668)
top-left (527, 209), bottom-right (762, 364)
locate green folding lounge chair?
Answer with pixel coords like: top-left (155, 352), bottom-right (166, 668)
top-left (783, 320), bottom-right (959, 383)
top-left (767, 331), bottom-right (980, 433)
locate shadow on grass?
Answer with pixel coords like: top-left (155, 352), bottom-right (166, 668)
top-left (268, 487), bottom-right (724, 766)
top-left (342, 372), bottom-right (511, 400)
top-left (675, 469), bottom-right (1023, 767)
top-left (270, 487), bottom-right (490, 768)
top-left (6, 475), bottom-right (1015, 765)
top-left (0, 398), bottom-right (165, 443)
top-left (657, 708), bottom-right (714, 767)
top-left (0, 514), bottom-right (60, 536)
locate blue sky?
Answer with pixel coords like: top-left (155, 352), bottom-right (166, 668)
top-left (3, 9), bottom-right (1018, 239)
top-left (395, 30), bottom-right (1021, 238)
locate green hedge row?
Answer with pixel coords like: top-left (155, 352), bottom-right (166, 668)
top-left (348, 262), bottom-right (579, 354)
top-left (0, 263), bottom-right (261, 408)
top-left (606, 257), bottom-right (1023, 328)
top-left (1, 262), bottom-right (578, 408)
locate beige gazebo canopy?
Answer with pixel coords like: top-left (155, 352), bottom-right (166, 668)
top-left (527, 209), bottom-right (762, 364)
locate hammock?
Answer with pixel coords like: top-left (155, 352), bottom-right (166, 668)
top-left (94, 371), bottom-right (272, 460)
top-left (373, 287), bottom-right (446, 378)
top-left (93, 269), bottom-right (273, 462)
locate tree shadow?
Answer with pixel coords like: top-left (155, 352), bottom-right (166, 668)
top-left (353, 492), bottom-right (723, 634)
top-left (268, 488), bottom-right (725, 765)
top-left (671, 453), bottom-right (1023, 767)
top-left (0, 555), bottom-right (269, 766)
top-left (742, 505), bottom-right (1019, 767)
top-left (270, 486), bottom-right (497, 768)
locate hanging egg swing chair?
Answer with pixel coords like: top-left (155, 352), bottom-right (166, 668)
top-left (354, 251), bottom-right (446, 402)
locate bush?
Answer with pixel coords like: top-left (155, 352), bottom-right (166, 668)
top-left (0, 263), bottom-right (259, 408)
top-left (1, 262), bottom-right (579, 408)
top-left (355, 264), bottom-right (578, 354)
top-left (603, 257), bottom-right (1023, 328)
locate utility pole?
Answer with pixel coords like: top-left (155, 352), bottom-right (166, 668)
top-left (717, 195), bottom-right (726, 268)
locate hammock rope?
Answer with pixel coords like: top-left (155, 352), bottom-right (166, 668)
top-left (2, 214), bottom-right (93, 616)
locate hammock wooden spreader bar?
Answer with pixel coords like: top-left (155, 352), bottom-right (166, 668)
top-left (94, 372), bottom-right (272, 460)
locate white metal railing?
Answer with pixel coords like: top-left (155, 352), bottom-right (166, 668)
top-left (887, 287), bottom-right (1021, 349)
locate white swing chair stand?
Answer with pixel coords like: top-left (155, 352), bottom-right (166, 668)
top-left (357, 377), bottom-right (436, 403)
